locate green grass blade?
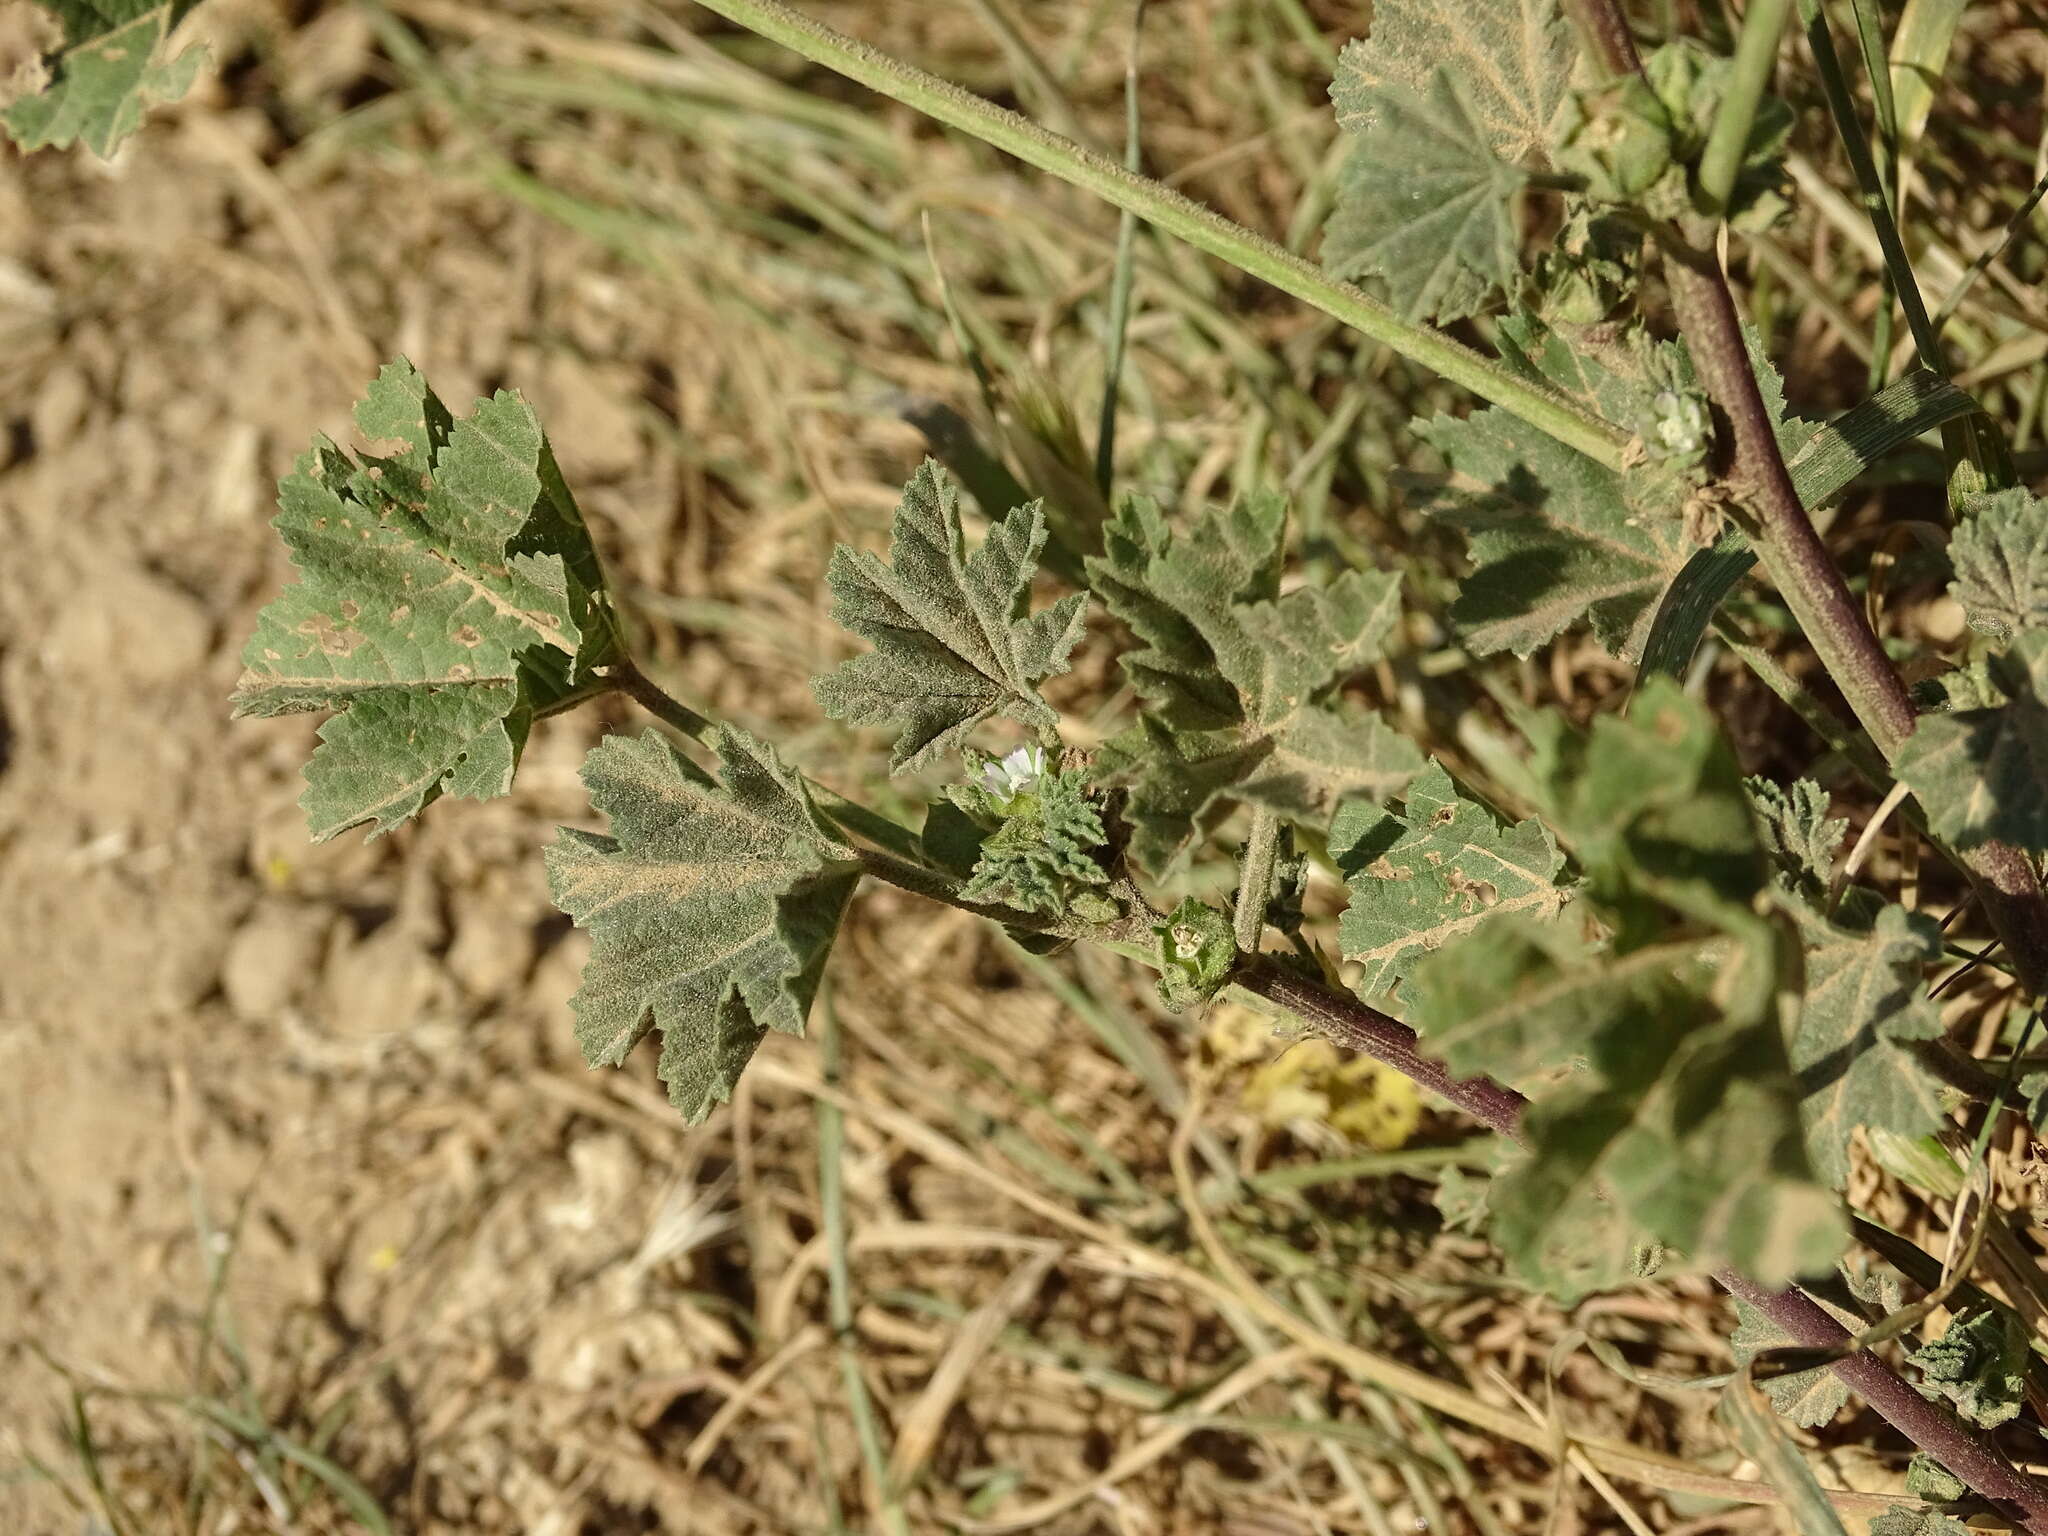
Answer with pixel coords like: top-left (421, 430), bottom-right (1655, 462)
top-left (1637, 369), bottom-right (1980, 679)
top-left (684, 0), bottom-right (1630, 471)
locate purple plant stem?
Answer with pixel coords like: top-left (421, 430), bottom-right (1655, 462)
top-left (1235, 958), bottom-right (2048, 1527)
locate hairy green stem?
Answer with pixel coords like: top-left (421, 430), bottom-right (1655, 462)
top-left (1232, 806), bottom-right (1281, 954)
top-left (1842, 0), bottom-right (1900, 387)
top-left (682, 0), bottom-right (1629, 470)
top-left (1697, 0), bottom-right (1791, 215)
top-left (609, 658), bottom-right (714, 738)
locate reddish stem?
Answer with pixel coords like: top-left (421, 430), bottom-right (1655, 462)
top-left (1235, 958), bottom-right (2048, 1527)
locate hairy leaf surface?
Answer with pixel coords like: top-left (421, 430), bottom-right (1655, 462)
top-left (1327, 0), bottom-right (1574, 321)
top-left (3, 2), bottom-right (205, 156)
top-left (1333, 760), bottom-right (1566, 996)
top-left (1949, 488), bottom-right (2048, 640)
top-left (1869, 1511), bottom-right (1969, 1536)
top-left (1789, 904), bottom-right (1946, 1190)
top-left (233, 360), bottom-right (622, 841)
top-left (1087, 494), bottom-right (1419, 870)
top-left (1326, 72), bottom-right (1526, 324)
top-left (1907, 1305), bottom-right (2030, 1428)
top-left (956, 767), bottom-right (1111, 917)
top-left (546, 729), bottom-right (860, 1123)
top-left (814, 460), bottom-right (1087, 773)
top-left (1413, 364), bottom-right (1692, 660)
top-left (1420, 316), bottom-right (1808, 661)
top-left (1747, 777), bottom-right (1846, 901)
top-left (1898, 632), bottom-right (2048, 852)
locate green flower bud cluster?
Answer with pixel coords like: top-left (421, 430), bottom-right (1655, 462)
top-left (1555, 41), bottom-right (1792, 226)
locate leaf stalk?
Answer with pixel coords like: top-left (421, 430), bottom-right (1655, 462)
top-left (1232, 806), bottom-right (1281, 954)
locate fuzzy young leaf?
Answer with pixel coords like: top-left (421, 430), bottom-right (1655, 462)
top-left (1907, 1305), bottom-right (2030, 1428)
top-left (814, 461), bottom-right (1087, 773)
top-left (1897, 632), bottom-right (2048, 852)
top-left (1949, 488), bottom-right (2048, 641)
top-left (954, 762), bottom-right (1112, 918)
top-left (3, 1), bottom-right (206, 156)
top-left (1788, 904), bottom-right (1947, 1191)
top-left (1088, 494), bottom-right (1419, 871)
top-left (233, 361), bottom-right (623, 842)
top-left (1747, 777), bottom-right (1847, 900)
top-left (546, 729), bottom-right (860, 1123)
top-left (1332, 760), bottom-right (1567, 996)
top-left (1326, 0), bottom-right (1574, 322)
top-left (1903, 1458), bottom-right (1968, 1502)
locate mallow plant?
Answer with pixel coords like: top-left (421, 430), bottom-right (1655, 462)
top-left (19, 0), bottom-right (2048, 1522)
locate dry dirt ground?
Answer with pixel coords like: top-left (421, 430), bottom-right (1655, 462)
top-left (0, 2), bottom-right (1897, 1532)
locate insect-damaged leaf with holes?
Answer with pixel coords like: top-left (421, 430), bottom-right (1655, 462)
top-left (1787, 903), bottom-right (1947, 1191)
top-left (547, 728), bottom-right (861, 1123)
top-left (813, 460), bottom-right (1087, 774)
top-left (1326, 0), bottom-right (1575, 322)
top-left (233, 361), bottom-right (623, 842)
top-left (1332, 760), bottom-right (1566, 996)
top-left (1898, 632), bottom-right (2048, 852)
top-left (1087, 492), bottom-right (1421, 872)
top-left (1408, 685), bottom-right (1847, 1299)
top-left (1948, 488), bottom-right (2048, 641)
top-left (3, 2), bottom-right (207, 157)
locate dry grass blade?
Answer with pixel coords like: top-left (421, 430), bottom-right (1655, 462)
top-left (952, 1346), bottom-right (1316, 1532)
top-left (886, 1247), bottom-right (1060, 1489)
top-left (683, 1324), bottom-right (830, 1477)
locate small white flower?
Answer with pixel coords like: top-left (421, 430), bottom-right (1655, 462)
top-left (981, 744), bottom-right (1047, 800)
top-left (1650, 389), bottom-right (1709, 456)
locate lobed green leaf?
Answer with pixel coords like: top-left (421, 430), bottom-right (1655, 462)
top-left (1788, 903), bottom-right (1947, 1191)
top-left (1897, 632), bottom-right (2048, 853)
top-left (233, 360), bottom-right (623, 841)
top-left (1948, 488), bottom-right (2048, 641)
top-left (3, 2), bottom-right (206, 157)
top-left (1087, 493), bottom-right (1419, 871)
top-left (546, 728), bottom-right (860, 1123)
top-left (813, 460), bottom-right (1086, 773)
top-left (1907, 1304), bottom-right (2030, 1428)
top-left (1333, 760), bottom-right (1567, 997)
top-left (1326, 0), bottom-right (1574, 322)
